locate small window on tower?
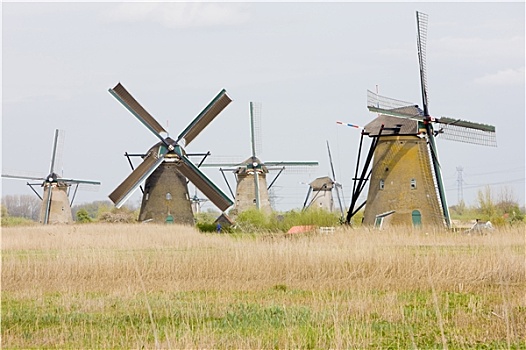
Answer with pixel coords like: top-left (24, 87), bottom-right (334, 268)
top-left (410, 178), bottom-right (417, 189)
top-left (379, 179), bottom-right (385, 190)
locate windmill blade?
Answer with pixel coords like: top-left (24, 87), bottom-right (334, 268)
top-left (435, 117), bottom-right (497, 147)
top-left (326, 140), bottom-right (344, 216)
top-left (177, 89), bottom-right (232, 147)
top-left (199, 162), bottom-right (244, 168)
top-left (49, 129), bottom-right (65, 175)
top-left (2, 173), bottom-right (45, 181)
top-left (109, 83), bottom-right (168, 144)
top-left (326, 141), bottom-right (337, 181)
top-left (265, 161), bottom-right (318, 174)
top-left (249, 102), bottom-right (263, 157)
top-left (109, 150), bottom-right (166, 208)
top-left (175, 153), bottom-right (233, 212)
top-left (43, 185), bottom-right (52, 225)
top-left (264, 161), bottom-right (318, 167)
top-left (425, 124), bottom-right (451, 228)
top-left (367, 90), bottom-right (422, 119)
top-left (416, 11), bottom-right (430, 116)
top-left (58, 178), bottom-right (102, 186)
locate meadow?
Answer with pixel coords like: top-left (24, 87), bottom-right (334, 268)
top-left (2, 224), bottom-right (525, 349)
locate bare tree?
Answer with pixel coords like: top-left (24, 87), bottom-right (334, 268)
top-left (1, 194), bottom-right (41, 220)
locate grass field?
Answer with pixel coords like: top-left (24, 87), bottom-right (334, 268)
top-left (2, 224), bottom-right (525, 349)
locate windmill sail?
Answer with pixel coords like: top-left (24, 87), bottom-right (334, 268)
top-left (109, 148), bottom-right (166, 208)
top-left (175, 152), bottom-right (233, 212)
top-left (250, 102), bottom-right (263, 157)
top-left (327, 141), bottom-right (344, 216)
top-left (367, 90), bottom-right (422, 118)
top-left (435, 117), bottom-right (497, 146)
top-left (177, 89), bottom-right (232, 146)
top-left (417, 11), bottom-right (430, 116)
top-left (109, 83), bottom-right (168, 143)
top-left (49, 129), bottom-right (65, 175)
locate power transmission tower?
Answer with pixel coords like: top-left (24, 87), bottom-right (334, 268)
top-left (456, 166), bottom-right (464, 204)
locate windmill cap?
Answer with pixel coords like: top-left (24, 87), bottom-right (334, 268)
top-left (364, 113), bottom-right (421, 136)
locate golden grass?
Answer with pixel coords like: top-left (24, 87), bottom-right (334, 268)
top-left (2, 224), bottom-right (525, 349)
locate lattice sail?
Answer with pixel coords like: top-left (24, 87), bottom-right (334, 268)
top-left (416, 11), bottom-right (430, 113)
top-left (437, 118), bottom-right (497, 147)
top-left (367, 90), bottom-right (423, 119)
top-left (250, 102), bottom-right (263, 157)
top-left (367, 90), bottom-right (416, 111)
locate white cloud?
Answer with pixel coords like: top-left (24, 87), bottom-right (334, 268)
top-left (101, 3), bottom-right (250, 28)
top-left (474, 67), bottom-right (525, 87)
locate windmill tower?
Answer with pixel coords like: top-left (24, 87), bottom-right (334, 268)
top-left (108, 83), bottom-right (234, 224)
top-left (303, 141), bottom-right (344, 215)
top-left (346, 11), bottom-right (497, 228)
top-left (2, 129), bottom-right (101, 224)
top-left (202, 102), bottom-right (318, 215)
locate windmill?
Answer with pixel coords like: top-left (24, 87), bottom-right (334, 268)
top-left (2, 129), bottom-right (101, 224)
top-left (190, 186), bottom-right (209, 215)
top-left (108, 83), bottom-right (234, 224)
top-left (303, 141), bottom-right (344, 216)
top-left (201, 102), bottom-right (318, 215)
top-left (345, 11), bottom-right (496, 228)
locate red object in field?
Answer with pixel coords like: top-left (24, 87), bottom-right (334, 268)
top-left (287, 225), bottom-right (316, 234)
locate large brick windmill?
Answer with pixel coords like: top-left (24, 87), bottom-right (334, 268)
top-left (346, 11), bottom-right (497, 228)
top-left (108, 83), bottom-right (233, 224)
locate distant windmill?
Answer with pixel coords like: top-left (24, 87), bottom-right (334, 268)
top-left (108, 83), bottom-right (234, 224)
top-left (346, 11), bottom-right (497, 228)
top-left (2, 129), bottom-right (101, 224)
top-left (190, 186), bottom-right (209, 215)
top-left (202, 102), bottom-right (318, 215)
top-left (303, 141), bottom-right (344, 215)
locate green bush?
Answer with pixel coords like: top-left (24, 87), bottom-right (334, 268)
top-left (232, 208), bottom-right (340, 233)
top-left (196, 222), bottom-right (219, 233)
top-left (1, 216), bottom-right (36, 227)
top-left (75, 209), bottom-right (92, 223)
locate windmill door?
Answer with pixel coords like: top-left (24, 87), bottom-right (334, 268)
top-left (412, 210), bottom-right (422, 227)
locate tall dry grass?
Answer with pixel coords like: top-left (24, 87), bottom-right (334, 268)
top-left (2, 224), bottom-right (525, 348)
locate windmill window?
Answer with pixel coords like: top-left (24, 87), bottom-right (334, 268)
top-left (379, 179), bottom-right (385, 190)
top-left (410, 178), bottom-right (417, 189)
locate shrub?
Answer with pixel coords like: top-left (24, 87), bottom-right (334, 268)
top-left (232, 208), bottom-right (340, 233)
top-left (75, 209), bottom-right (92, 223)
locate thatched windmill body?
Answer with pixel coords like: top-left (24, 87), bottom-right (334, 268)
top-left (346, 12), bottom-right (497, 228)
top-left (202, 102), bottom-right (318, 215)
top-left (108, 83), bottom-right (233, 224)
top-left (2, 129), bottom-right (101, 224)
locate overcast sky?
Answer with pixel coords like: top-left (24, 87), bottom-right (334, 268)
top-left (2, 2), bottom-right (525, 213)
